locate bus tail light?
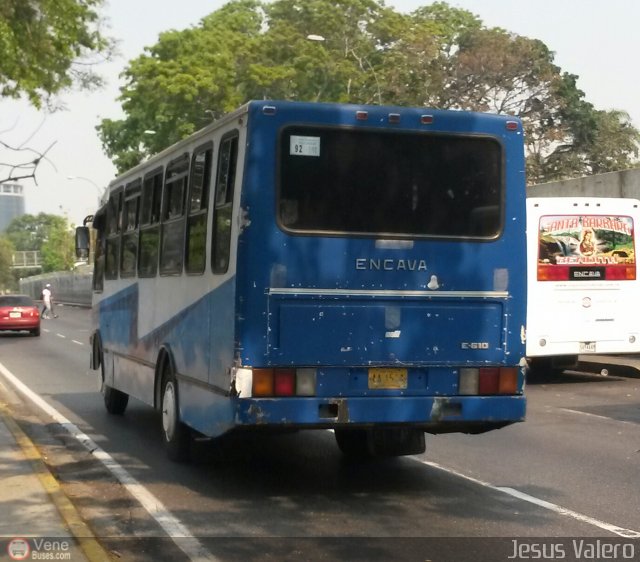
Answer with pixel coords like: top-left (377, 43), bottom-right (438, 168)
top-left (459, 368), bottom-right (479, 395)
top-left (296, 368), bottom-right (317, 396)
top-left (539, 265), bottom-right (637, 281)
top-left (538, 265), bottom-right (569, 281)
top-left (274, 369), bottom-right (295, 396)
top-left (605, 266), bottom-right (636, 280)
top-left (478, 368), bottom-right (500, 394)
top-left (252, 369), bottom-right (274, 396)
top-left (497, 368), bottom-right (519, 394)
top-left (459, 367), bottom-right (519, 395)
top-left (250, 368), bottom-right (317, 397)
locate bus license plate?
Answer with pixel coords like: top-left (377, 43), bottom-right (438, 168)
top-left (580, 341), bottom-right (596, 353)
top-left (368, 368), bottom-right (408, 389)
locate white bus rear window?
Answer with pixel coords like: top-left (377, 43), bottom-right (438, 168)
top-left (537, 214), bottom-right (636, 281)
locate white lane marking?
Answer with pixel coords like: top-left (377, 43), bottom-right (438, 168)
top-left (561, 407), bottom-right (638, 427)
top-left (414, 459), bottom-right (640, 538)
top-left (71, 340), bottom-right (84, 346)
top-left (0, 361), bottom-right (216, 562)
top-left (56, 333), bottom-right (66, 339)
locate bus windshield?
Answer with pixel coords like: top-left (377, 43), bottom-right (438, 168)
top-left (279, 126), bottom-right (502, 238)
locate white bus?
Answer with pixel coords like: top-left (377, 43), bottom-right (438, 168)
top-left (526, 197), bottom-right (640, 374)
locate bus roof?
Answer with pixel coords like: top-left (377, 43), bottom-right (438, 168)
top-left (107, 99), bottom-right (522, 190)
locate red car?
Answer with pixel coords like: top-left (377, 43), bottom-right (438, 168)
top-left (0, 294), bottom-right (41, 337)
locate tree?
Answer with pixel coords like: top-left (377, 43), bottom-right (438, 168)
top-left (4, 213), bottom-right (69, 251)
top-left (97, 0), bottom-right (639, 183)
top-left (0, 0), bottom-right (112, 108)
top-left (4, 212), bottom-right (75, 272)
top-left (98, 0), bottom-right (262, 172)
top-left (41, 222), bottom-right (75, 272)
top-left (0, 0), bottom-right (113, 185)
top-left (0, 237), bottom-right (16, 291)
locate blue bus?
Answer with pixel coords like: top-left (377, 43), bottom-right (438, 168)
top-left (76, 100), bottom-right (527, 461)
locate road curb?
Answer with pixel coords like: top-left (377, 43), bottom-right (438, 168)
top-left (0, 401), bottom-right (112, 562)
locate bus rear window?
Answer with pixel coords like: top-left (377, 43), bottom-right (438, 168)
top-left (278, 126), bottom-right (502, 238)
top-left (537, 214), bottom-right (636, 281)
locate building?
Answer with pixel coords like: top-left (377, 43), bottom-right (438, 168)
top-left (0, 183), bottom-right (25, 232)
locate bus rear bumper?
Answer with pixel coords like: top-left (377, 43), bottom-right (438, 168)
top-left (234, 395), bottom-right (525, 434)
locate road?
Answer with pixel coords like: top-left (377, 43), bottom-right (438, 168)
top-left (0, 306), bottom-right (639, 562)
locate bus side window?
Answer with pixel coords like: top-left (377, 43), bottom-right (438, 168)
top-left (160, 154), bottom-right (189, 275)
top-left (212, 133), bottom-right (238, 274)
top-left (186, 143), bottom-right (212, 274)
top-left (120, 179), bottom-right (141, 277)
top-left (105, 189), bottom-right (123, 280)
top-left (139, 169), bottom-right (163, 278)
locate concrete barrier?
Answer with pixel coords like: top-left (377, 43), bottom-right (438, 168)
top-left (19, 267), bottom-right (93, 307)
top-left (528, 167), bottom-right (640, 198)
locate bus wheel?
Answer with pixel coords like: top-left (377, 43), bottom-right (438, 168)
top-left (161, 370), bottom-right (191, 462)
top-left (101, 353), bottom-right (129, 415)
top-left (334, 429), bottom-right (372, 459)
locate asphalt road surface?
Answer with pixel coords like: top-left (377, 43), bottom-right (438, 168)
top-left (0, 306), bottom-right (638, 562)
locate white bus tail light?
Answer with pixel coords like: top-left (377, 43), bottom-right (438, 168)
top-left (606, 266), bottom-right (636, 280)
top-left (539, 264), bottom-right (636, 281)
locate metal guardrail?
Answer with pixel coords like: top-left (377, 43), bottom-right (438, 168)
top-left (11, 251), bottom-right (42, 270)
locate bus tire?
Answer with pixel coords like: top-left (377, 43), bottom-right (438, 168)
top-left (100, 351), bottom-right (129, 415)
top-left (161, 369), bottom-right (191, 462)
top-left (334, 429), bottom-right (372, 459)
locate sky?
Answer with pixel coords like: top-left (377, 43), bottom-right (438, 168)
top-left (2, 0), bottom-right (639, 224)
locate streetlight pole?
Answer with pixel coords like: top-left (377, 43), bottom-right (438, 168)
top-left (66, 176), bottom-right (105, 205)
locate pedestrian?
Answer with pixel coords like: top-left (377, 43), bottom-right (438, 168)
top-left (41, 284), bottom-right (52, 319)
top-left (41, 284), bottom-right (58, 319)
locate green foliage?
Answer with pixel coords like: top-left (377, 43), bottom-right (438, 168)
top-left (97, 0), bottom-right (639, 183)
top-left (4, 213), bottom-right (74, 273)
top-left (41, 223), bottom-right (75, 272)
top-left (0, 237), bottom-right (16, 291)
top-left (4, 213), bottom-right (68, 251)
top-left (0, 0), bottom-right (113, 107)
